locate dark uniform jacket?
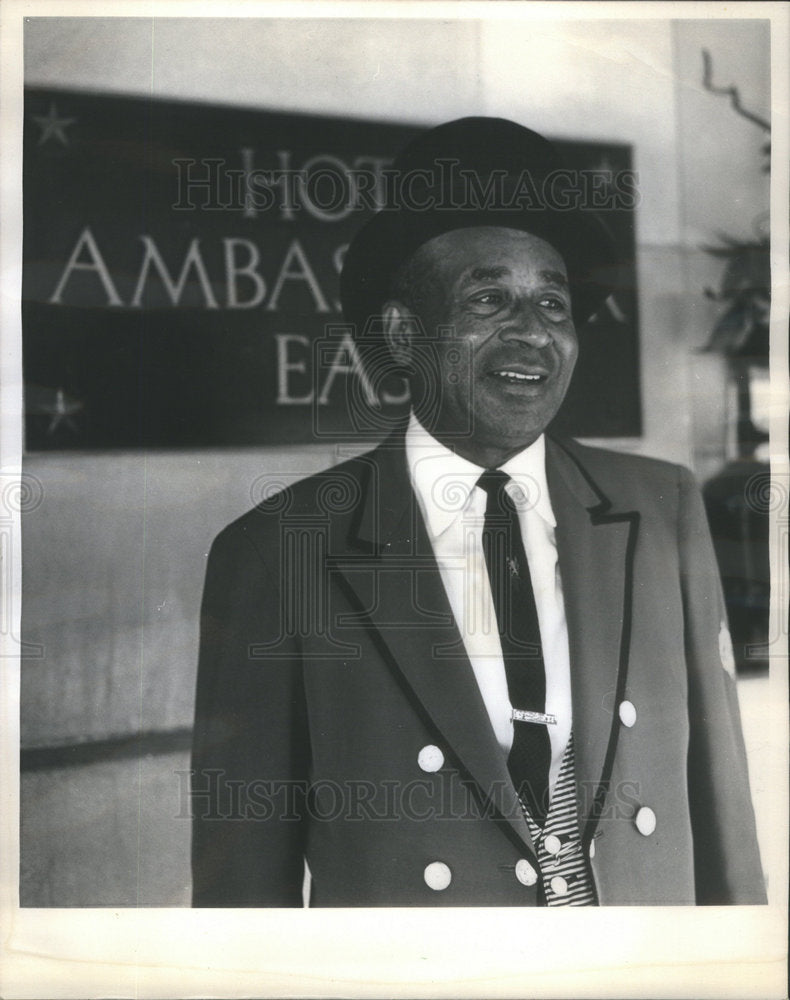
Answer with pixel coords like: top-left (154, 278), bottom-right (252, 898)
top-left (191, 435), bottom-right (766, 906)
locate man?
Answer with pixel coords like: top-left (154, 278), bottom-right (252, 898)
top-left (191, 117), bottom-right (765, 906)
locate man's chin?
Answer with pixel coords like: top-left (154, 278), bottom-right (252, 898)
top-left (449, 424), bottom-right (545, 465)
top-left (476, 416), bottom-right (550, 448)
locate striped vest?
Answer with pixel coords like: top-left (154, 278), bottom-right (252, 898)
top-left (519, 732), bottom-right (597, 906)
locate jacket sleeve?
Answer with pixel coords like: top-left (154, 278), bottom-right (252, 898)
top-left (678, 466), bottom-right (767, 904)
top-left (191, 518), bottom-right (310, 906)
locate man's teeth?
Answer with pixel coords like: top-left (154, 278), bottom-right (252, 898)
top-left (492, 370), bottom-right (543, 382)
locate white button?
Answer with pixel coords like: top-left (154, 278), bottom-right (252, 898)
top-left (719, 621), bottom-right (736, 677)
top-left (589, 839), bottom-right (596, 860)
top-left (544, 834), bottom-right (562, 856)
top-left (417, 744), bottom-right (444, 772)
top-left (423, 861), bottom-right (452, 891)
top-left (635, 806), bottom-right (657, 836)
top-left (515, 859), bottom-right (538, 886)
top-left (619, 700), bottom-right (637, 727)
top-left (550, 875), bottom-right (569, 896)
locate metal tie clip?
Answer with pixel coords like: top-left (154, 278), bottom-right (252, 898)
top-left (511, 708), bottom-right (557, 726)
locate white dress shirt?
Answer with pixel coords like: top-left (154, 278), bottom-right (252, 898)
top-left (405, 412), bottom-right (572, 795)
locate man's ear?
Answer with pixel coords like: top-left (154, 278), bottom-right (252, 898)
top-left (382, 301), bottom-right (417, 369)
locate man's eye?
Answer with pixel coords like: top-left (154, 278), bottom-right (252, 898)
top-left (469, 290), bottom-right (504, 307)
top-left (539, 295), bottom-right (569, 312)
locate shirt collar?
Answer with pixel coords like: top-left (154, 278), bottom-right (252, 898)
top-left (405, 411), bottom-right (556, 540)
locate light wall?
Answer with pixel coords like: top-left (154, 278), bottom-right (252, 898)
top-left (20, 16), bottom-right (771, 905)
top-left (24, 15), bottom-right (771, 469)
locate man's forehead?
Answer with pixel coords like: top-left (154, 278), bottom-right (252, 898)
top-left (421, 226), bottom-right (567, 271)
top-left (464, 265), bottom-right (569, 287)
top-left (468, 265), bottom-right (510, 281)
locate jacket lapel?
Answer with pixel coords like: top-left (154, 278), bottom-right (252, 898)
top-left (332, 438), bottom-right (535, 854)
top-left (546, 438), bottom-right (640, 845)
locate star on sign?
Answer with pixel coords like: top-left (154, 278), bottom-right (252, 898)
top-left (46, 388), bottom-right (83, 434)
top-left (32, 103), bottom-right (76, 146)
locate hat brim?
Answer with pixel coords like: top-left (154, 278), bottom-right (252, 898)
top-left (340, 203), bottom-right (618, 334)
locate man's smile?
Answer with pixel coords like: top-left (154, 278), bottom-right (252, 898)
top-left (485, 362), bottom-right (551, 391)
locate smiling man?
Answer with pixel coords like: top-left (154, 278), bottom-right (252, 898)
top-left (383, 227), bottom-right (578, 468)
top-left (191, 118), bottom-right (765, 907)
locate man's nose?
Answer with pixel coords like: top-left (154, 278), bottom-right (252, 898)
top-left (498, 301), bottom-right (553, 349)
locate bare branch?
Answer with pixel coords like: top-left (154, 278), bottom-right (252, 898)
top-left (702, 49), bottom-right (770, 131)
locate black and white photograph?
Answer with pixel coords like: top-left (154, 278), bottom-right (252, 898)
top-left (1, 1), bottom-right (787, 996)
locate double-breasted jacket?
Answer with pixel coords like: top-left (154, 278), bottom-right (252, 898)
top-left (191, 435), bottom-right (765, 906)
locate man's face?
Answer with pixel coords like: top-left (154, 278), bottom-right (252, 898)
top-left (395, 227), bottom-right (578, 465)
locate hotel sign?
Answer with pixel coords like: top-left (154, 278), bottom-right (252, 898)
top-left (23, 88), bottom-right (640, 449)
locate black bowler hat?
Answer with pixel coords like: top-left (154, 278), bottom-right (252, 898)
top-left (340, 116), bottom-right (618, 331)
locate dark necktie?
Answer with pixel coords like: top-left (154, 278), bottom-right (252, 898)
top-left (478, 470), bottom-right (551, 825)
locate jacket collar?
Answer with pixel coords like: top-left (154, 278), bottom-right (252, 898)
top-left (340, 432), bottom-right (639, 851)
top-left (546, 437), bottom-right (640, 845)
top-left (338, 433), bottom-right (536, 854)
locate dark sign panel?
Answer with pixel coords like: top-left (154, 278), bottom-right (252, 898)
top-left (23, 88), bottom-right (640, 449)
